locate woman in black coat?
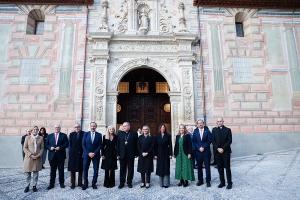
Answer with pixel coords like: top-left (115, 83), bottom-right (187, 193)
top-left (154, 124), bottom-right (173, 188)
top-left (137, 125), bottom-right (154, 188)
top-left (68, 124), bottom-right (84, 189)
top-left (39, 127), bottom-right (48, 169)
top-left (101, 126), bottom-right (118, 188)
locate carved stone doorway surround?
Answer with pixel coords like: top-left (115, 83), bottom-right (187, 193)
top-left (88, 32), bottom-right (196, 138)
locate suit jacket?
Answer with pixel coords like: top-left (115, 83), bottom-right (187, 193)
top-left (117, 130), bottom-right (138, 160)
top-left (192, 126), bottom-right (212, 154)
top-left (46, 132), bottom-right (69, 161)
top-left (82, 131), bottom-right (102, 159)
top-left (212, 126), bottom-right (232, 154)
top-left (174, 134), bottom-right (192, 157)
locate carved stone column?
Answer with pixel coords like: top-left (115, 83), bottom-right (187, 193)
top-left (175, 33), bottom-right (197, 125)
top-left (169, 93), bottom-right (182, 143)
top-left (88, 32), bottom-right (112, 132)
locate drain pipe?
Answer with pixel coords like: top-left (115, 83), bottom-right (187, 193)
top-left (197, 6), bottom-right (207, 123)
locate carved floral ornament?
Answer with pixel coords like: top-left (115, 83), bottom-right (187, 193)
top-left (108, 58), bottom-right (181, 93)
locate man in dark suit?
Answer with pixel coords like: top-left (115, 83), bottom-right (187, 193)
top-left (192, 119), bottom-right (212, 187)
top-left (82, 122), bottom-right (102, 190)
top-left (46, 124), bottom-right (69, 190)
top-left (117, 122), bottom-right (138, 189)
top-left (212, 117), bottom-right (233, 189)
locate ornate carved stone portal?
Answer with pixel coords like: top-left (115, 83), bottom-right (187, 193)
top-left (87, 0), bottom-right (196, 136)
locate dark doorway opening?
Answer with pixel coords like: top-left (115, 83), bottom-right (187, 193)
top-left (117, 68), bottom-right (171, 135)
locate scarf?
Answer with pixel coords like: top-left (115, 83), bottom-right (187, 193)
top-left (31, 134), bottom-right (39, 154)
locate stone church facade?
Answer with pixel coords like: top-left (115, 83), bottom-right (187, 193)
top-left (0, 0), bottom-right (300, 141)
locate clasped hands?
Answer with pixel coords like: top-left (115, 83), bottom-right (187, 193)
top-left (50, 146), bottom-right (60, 151)
top-left (217, 148), bottom-right (224, 154)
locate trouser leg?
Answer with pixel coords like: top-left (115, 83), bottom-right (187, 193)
top-left (32, 171), bottom-right (39, 187)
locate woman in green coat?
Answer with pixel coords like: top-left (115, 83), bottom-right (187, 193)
top-left (174, 124), bottom-right (195, 187)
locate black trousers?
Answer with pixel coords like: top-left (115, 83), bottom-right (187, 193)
top-left (119, 158), bottom-right (135, 185)
top-left (104, 170), bottom-right (115, 187)
top-left (215, 153), bottom-right (232, 185)
top-left (83, 157), bottom-right (100, 186)
top-left (141, 172), bottom-right (151, 184)
top-left (70, 171), bottom-right (83, 186)
top-left (49, 155), bottom-right (65, 186)
top-left (195, 151), bottom-right (211, 182)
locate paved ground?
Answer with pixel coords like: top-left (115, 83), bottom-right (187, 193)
top-left (0, 149), bottom-right (299, 200)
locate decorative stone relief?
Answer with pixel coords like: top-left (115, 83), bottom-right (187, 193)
top-left (159, 0), bottom-right (173, 34)
top-left (109, 41), bottom-right (177, 52)
top-left (95, 67), bottom-right (105, 121)
top-left (178, 2), bottom-right (187, 32)
top-left (183, 86), bottom-right (193, 121)
top-left (99, 0), bottom-right (109, 32)
top-left (115, 0), bottom-right (128, 33)
top-left (108, 58), bottom-right (181, 92)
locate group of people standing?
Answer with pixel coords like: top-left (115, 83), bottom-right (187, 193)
top-left (21, 118), bottom-right (233, 193)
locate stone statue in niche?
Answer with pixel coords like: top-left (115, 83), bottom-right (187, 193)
top-left (138, 5), bottom-right (150, 34)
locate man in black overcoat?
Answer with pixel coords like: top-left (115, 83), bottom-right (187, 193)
top-left (212, 117), bottom-right (233, 189)
top-left (68, 123), bottom-right (84, 189)
top-left (116, 122), bottom-right (138, 189)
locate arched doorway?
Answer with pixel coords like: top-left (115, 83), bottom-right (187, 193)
top-left (117, 67), bottom-right (171, 135)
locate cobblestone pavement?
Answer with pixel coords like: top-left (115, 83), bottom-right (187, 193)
top-left (0, 149), bottom-right (299, 200)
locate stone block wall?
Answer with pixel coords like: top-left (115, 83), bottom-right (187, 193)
top-left (0, 5), bottom-right (88, 135)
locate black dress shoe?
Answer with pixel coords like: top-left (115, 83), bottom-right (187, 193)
top-left (128, 183), bottom-right (133, 188)
top-left (207, 182), bottom-right (211, 187)
top-left (196, 181), bottom-right (204, 186)
top-left (218, 183), bottom-right (225, 188)
top-left (71, 185), bottom-right (75, 189)
top-left (140, 184), bottom-right (146, 188)
top-left (82, 185), bottom-right (87, 190)
top-left (163, 186), bottom-right (169, 188)
top-left (60, 184), bottom-right (65, 188)
top-left (32, 186), bottom-right (38, 192)
top-left (226, 184), bottom-right (232, 189)
top-left (92, 185), bottom-right (97, 189)
top-left (47, 185), bottom-right (54, 190)
top-left (118, 184), bottom-right (124, 189)
top-left (24, 186), bottom-right (29, 193)
top-left (183, 181), bottom-right (189, 187)
top-left (177, 182), bottom-right (183, 186)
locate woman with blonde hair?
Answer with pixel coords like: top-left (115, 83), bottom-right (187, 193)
top-left (23, 126), bottom-right (44, 193)
top-left (174, 124), bottom-right (195, 187)
top-left (101, 126), bottom-right (118, 188)
top-left (137, 125), bottom-right (154, 188)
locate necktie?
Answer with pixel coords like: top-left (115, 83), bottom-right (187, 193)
top-left (91, 132), bottom-right (94, 143)
top-left (200, 129), bottom-right (203, 140)
top-left (55, 133), bottom-right (59, 145)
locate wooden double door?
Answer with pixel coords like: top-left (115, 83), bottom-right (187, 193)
top-left (117, 94), bottom-right (171, 135)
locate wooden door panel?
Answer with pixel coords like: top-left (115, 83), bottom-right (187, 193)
top-left (117, 94), bottom-right (170, 135)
